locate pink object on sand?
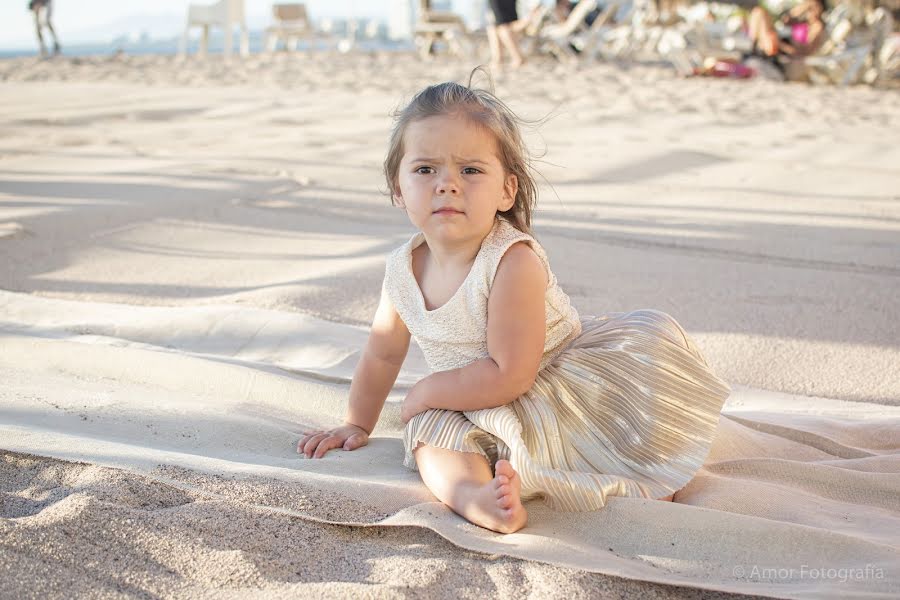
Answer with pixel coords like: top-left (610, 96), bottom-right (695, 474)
top-left (710, 61), bottom-right (755, 79)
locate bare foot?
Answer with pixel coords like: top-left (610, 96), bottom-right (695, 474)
top-left (484, 460), bottom-right (528, 533)
top-left (447, 459), bottom-right (528, 533)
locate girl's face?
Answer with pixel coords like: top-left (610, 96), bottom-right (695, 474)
top-left (394, 113), bottom-right (517, 248)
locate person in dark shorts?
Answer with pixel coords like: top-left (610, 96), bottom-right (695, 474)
top-left (29, 0), bottom-right (61, 57)
top-left (488, 0), bottom-right (525, 69)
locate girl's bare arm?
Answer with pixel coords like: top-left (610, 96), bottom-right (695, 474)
top-left (409, 242), bottom-right (547, 414)
top-left (346, 286), bottom-right (411, 433)
top-left (300, 282), bottom-right (411, 457)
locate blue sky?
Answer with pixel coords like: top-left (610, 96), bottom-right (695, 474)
top-left (0, 1), bottom-right (399, 49)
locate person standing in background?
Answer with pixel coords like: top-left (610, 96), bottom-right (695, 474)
top-left (488, 0), bottom-right (526, 70)
top-left (29, 0), bottom-right (61, 57)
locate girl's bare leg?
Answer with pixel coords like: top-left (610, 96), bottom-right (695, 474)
top-left (414, 444), bottom-right (527, 533)
top-left (496, 24), bottom-right (525, 68)
top-left (487, 24), bottom-right (502, 70)
top-left (660, 485), bottom-right (686, 501)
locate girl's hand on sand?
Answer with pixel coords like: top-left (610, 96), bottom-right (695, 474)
top-left (298, 424), bottom-right (368, 459)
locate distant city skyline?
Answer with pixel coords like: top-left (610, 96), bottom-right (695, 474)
top-left (0, 0), bottom-right (494, 51)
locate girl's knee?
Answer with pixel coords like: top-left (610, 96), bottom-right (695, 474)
top-left (404, 407), bottom-right (452, 432)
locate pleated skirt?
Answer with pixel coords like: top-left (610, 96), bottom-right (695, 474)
top-left (403, 309), bottom-right (731, 511)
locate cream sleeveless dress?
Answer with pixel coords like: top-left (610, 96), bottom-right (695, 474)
top-left (383, 217), bottom-right (730, 511)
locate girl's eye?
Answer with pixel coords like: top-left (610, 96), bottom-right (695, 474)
top-left (415, 166), bottom-right (434, 174)
top-left (462, 167), bottom-right (481, 175)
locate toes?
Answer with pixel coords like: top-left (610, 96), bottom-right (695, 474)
top-left (495, 460), bottom-right (518, 482)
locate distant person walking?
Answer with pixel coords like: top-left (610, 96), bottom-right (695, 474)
top-left (487, 0), bottom-right (525, 70)
top-left (29, 0), bottom-right (61, 57)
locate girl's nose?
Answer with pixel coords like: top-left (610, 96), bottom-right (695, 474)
top-left (436, 174), bottom-right (460, 195)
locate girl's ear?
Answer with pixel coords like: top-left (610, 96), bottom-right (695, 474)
top-left (392, 180), bottom-right (405, 208)
top-left (501, 173), bottom-right (518, 211)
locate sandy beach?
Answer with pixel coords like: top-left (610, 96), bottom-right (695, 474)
top-left (1, 51), bottom-right (899, 598)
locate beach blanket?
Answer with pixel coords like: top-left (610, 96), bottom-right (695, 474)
top-left (1, 290), bottom-right (897, 599)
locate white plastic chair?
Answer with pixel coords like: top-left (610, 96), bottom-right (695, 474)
top-left (265, 4), bottom-right (312, 52)
top-left (180, 0), bottom-right (249, 58)
top-left (413, 0), bottom-right (471, 59)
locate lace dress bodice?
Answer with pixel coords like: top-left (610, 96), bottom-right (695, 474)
top-left (383, 218), bottom-right (582, 373)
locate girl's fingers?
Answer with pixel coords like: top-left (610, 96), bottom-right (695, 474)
top-left (297, 431), bottom-right (321, 453)
top-left (313, 435), bottom-right (344, 459)
top-left (302, 433), bottom-right (328, 457)
top-left (299, 428), bottom-right (369, 457)
top-left (301, 434), bottom-right (319, 456)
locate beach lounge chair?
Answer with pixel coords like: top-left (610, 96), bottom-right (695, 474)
top-left (413, 0), bottom-right (471, 59)
top-left (654, 4), bottom-right (750, 77)
top-left (265, 4), bottom-right (313, 52)
top-left (535, 0), bottom-right (600, 63)
top-left (578, 2), bottom-right (629, 59)
top-left (871, 31), bottom-right (900, 85)
top-left (802, 7), bottom-right (895, 86)
top-left (593, 0), bottom-right (663, 61)
top-left (180, 0), bottom-right (249, 58)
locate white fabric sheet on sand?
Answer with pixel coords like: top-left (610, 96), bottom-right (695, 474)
top-left (1, 290), bottom-right (898, 599)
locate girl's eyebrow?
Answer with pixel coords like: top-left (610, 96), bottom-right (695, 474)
top-left (408, 156), bottom-right (491, 165)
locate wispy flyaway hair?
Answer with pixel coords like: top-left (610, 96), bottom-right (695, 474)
top-left (383, 71), bottom-right (538, 234)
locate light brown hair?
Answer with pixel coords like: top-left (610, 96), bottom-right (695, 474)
top-left (383, 74), bottom-right (538, 235)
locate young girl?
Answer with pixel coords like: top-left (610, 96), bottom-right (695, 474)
top-left (299, 79), bottom-right (730, 534)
